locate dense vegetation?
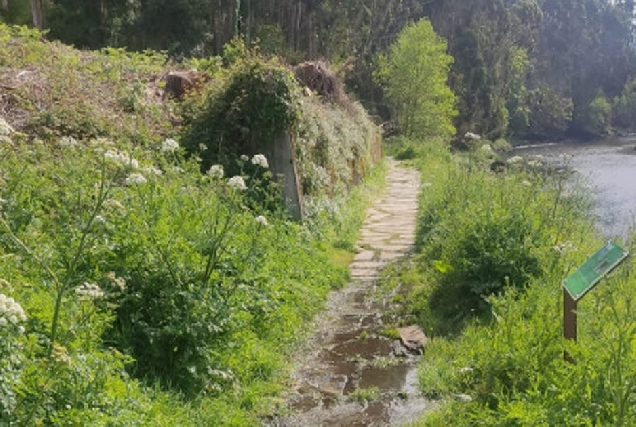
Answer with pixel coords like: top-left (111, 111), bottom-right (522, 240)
top-left (0, 24), bottom-right (386, 424)
top-left (3, 0), bottom-right (636, 140)
top-left (381, 139), bottom-right (636, 425)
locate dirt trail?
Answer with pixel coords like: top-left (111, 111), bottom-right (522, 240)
top-left (267, 160), bottom-right (433, 426)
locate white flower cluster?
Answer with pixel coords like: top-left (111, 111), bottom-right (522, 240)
top-left (227, 175), bottom-right (247, 190)
top-left (125, 173), bottom-right (147, 186)
top-left (251, 154), bottom-right (269, 169)
top-left (58, 136), bottom-right (79, 148)
top-left (104, 149), bottom-right (139, 169)
top-left (207, 164), bottom-right (224, 179)
top-left (0, 294), bottom-right (27, 330)
top-left (240, 154), bottom-right (249, 162)
top-left (161, 138), bottom-right (179, 152)
top-left (506, 155), bottom-right (524, 165)
top-left (75, 282), bottom-right (104, 299)
top-left (255, 215), bottom-right (268, 227)
top-left (553, 242), bottom-right (576, 254)
top-left (141, 165), bottom-right (163, 176)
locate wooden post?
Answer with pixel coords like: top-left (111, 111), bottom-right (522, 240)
top-left (563, 289), bottom-right (577, 363)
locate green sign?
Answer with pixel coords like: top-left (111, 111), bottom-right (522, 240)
top-left (563, 240), bottom-right (629, 301)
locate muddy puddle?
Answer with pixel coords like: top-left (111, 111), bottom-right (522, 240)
top-left (265, 162), bottom-right (433, 426)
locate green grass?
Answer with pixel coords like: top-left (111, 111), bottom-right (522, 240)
top-left (0, 24), bottom-right (387, 425)
top-left (385, 138), bottom-right (636, 425)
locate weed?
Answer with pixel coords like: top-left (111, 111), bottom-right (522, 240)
top-left (349, 386), bottom-right (380, 404)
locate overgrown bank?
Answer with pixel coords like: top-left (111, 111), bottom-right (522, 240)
top-left (383, 140), bottom-right (636, 425)
top-left (0, 25), bottom-right (385, 425)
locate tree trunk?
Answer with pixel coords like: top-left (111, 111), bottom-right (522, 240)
top-left (1, 0), bottom-right (8, 11)
top-left (29, 0), bottom-right (43, 29)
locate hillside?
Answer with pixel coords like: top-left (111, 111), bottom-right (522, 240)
top-left (0, 24), bottom-right (384, 425)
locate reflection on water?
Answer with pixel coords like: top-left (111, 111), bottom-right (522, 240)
top-left (515, 137), bottom-right (636, 238)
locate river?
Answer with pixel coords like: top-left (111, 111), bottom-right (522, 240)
top-left (514, 137), bottom-right (636, 238)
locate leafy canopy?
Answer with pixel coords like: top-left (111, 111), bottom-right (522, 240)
top-left (376, 19), bottom-right (457, 140)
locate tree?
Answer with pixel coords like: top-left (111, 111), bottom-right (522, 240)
top-left (375, 18), bottom-right (456, 140)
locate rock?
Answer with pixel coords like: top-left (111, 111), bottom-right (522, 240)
top-left (0, 116), bottom-right (14, 136)
top-left (398, 325), bottom-right (427, 353)
top-left (162, 70), bottom-right (210, 100)
top-left (390, 339), bottom-right (410, 357)
top-left (464, 132), bottom-right (481, 140)
top-left (453, 393), bottom-right (473, 403)
top-left (490, 160), bottom-right (506, 173)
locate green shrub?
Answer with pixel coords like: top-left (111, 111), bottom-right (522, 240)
top-left (180, 53), bottom-right (301, 173)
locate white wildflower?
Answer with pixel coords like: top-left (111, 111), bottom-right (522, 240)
top-left (125, 173), bottom-right (147, 186)
top-left (465, 132), bottom-right (481, 140)
top-left (227, 175), bottom-right (247, 191)
top-left (104, 149), bottom-right (139, 169)
top-left (94, 215), bottom-right (106, 224)
top-left (106, 272), bottom-right (126, 291)
top-left (142, 165), bottom-right (163, 176)
top-left (0, 293), bottom-right (27, 327)
top-left (58, 136), bottom-right (79, 148)
top-left (75, 282), bottom-right (104, 299)
top-left (207, 164), bottom-right (224, 179)
top-left (17, 326), bottom-right (25, 334)
top-left (480, 144), bottom-right (493, 153)
top-left (161, 138), bottom-right (179, 152)
top-left (553, 242), bottom-right (576, 254)
top-left (240, 154), bottom-right (249, 162)
top-left (506, 155), bottom-right (523, 165)
top-left (521, 180), bottom-right (532, 187)
top-left (251, 154), bottom-right (269, 169)
top-left (255, 215), bottom-right (268, 227)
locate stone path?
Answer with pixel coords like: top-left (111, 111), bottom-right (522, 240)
top-left (267, 160), bottom-right (432, 426)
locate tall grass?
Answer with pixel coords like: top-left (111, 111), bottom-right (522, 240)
top-left (384, 139), bottom-right (636, 425)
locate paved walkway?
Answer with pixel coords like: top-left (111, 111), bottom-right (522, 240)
top-left (270, 160), bottom-right (427, 426)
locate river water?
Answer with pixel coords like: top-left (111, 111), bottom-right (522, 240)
top-left (515, 137), bottom-right (636, 238)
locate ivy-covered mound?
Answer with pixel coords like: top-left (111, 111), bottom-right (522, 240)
top-left (180, 45), bottom-right (381, 202)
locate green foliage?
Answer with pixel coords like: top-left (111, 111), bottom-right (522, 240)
top-left (525, 84), bottom-right (574, 138)
top-left (182, 45), bottom-right (380, 199)
top-left (0, 107), bottom-right (381, 424)
top-left (389, 137), bottom-right (636, 425)
top-left (0, 20), bottom-right (387, 425)
top-left (375, 19), bottom-right (457, 140)
top-left (0, 24), bottom-right (171, 144)
top-left (296, 97), bottom-right (380, 196)
top-left (181, 52), bottom-right (301, 173)
top-left (413, 155), bottom-right (588, 330)
top-left (577, 91), bottom-right (612, 136)
top-left (612, 76), bottom-right (636, 131)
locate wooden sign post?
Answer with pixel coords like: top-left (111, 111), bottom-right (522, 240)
top-left (562, 240), bottom-right (628, 362)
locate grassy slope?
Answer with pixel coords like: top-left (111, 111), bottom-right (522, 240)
top-left (0, 25), bottom-right (386, 425)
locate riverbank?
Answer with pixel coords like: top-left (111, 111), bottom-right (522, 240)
top-left (382, 138), bottom-right (636, 425)
top-left (514, 136), bottom-right (636, 238)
